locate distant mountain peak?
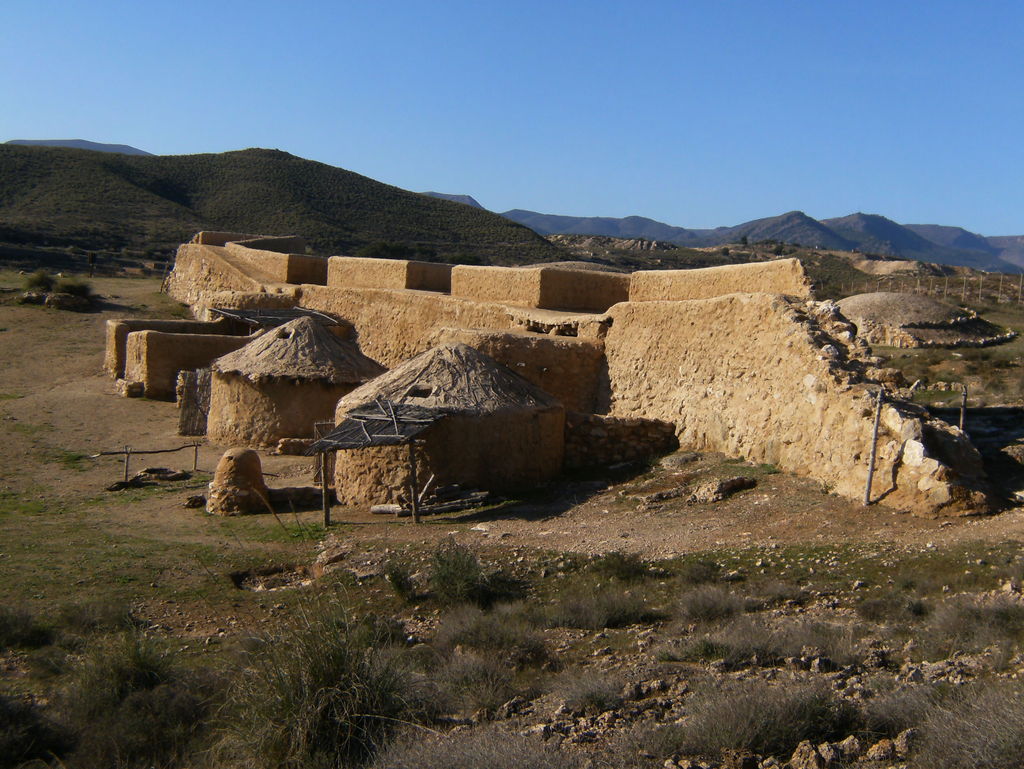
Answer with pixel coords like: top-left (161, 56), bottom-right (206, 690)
top-left (5, 139), bottom-right (152, 156)
top-left (421, 192), bottom-right (484, 209)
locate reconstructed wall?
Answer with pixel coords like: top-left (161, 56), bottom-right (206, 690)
top-left (224, 243), bottom-right (326, 285)
top-left (191, 231), bottom-right (262, 247)
top-left (328, 257), bottom-right (452, 292)
top-left (628, 259), bottom-right (811, 302)
top-left (207, 374), bottom-right (353, 448)
top-left (232, 236), bottom-right (306, 253)
top-left (333, 408), bottom-right (565, 505)
top-left (602, 295), bottom-right (988, 514)
top-left (429, 327), bottom-right (605, 413)
top-left (299, 285), bottom-right (513, 367)
top-left (123, 331), bottom-right (252, 400)
top-left (165, 244), bottom-right (265, 309)
top-left (105, 318), bottom-right (239, 378)
top-left (564, 413), bottom-right (679, 469)
top-left (451, 265), bottom-right (629, 312)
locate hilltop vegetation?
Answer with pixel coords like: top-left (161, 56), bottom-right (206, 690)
top-left (0, 145), bottom-right (564, 265)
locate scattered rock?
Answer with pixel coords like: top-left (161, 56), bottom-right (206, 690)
top-left (687, 476), bottom-right (757, 504)
top-left (17, 291), bottom-right (46, 305)
top-left (788, 740), bottom-right (826, 769)
top-left (893, 728), bottom-right (919, 758)
top-left (184, 495), bottom-right (206, 509)
top-left (865, 738), bottom-right (896, 762)
top-left (44, 292), bottom-right (92, 312)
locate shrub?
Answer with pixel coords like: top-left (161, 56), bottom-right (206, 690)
top-left (555, 670), bottom-right (623, 714)
top-left (434, 605), bottom-right (547, 667)
top-left (59, 631), bottom-right (210, 769)
top-left (429, 652), bottom-right (515, 715)
top-left (545, 586), bottom-right (663, 629)
top-left (374, 727), bottom-right (581, 769)
top-left (919, 595), bottom-right (1024, 659)
top-left (54, 277), bottom-right (92, 298)
top-left (677, 586), bottom-right (743, 623)
top-left (23, 269), bottom-right (54, 292)
top-left (0, 607), bottom-right (52, 649)
top-left (857, 591), bottom-right (930, 623)
top-left (0, 694), bottom-right (72, 769)
top-left (913, 682), bottom-right (1024, 769)
top-left (57, 600), bottom-right (135, 635)
top-left (669, 680), bottom-right (860, 758)
top-left (590, 551), bottom-right (653, 582)
top-left (212, 605), bottom-right (418, 769)
top-left (428, 540), bottom-right (522, 607)
top-left (678, 559), bottom-right (721, 585)
top-left (863, 683), bottom-right (940, 738)
top-left (385, 560), bottom-right (417, 603)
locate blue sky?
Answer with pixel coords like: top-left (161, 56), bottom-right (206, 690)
top-left (3, 1), bottom-right (1021, 234)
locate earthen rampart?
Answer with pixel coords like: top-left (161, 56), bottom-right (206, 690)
top-left (628, 258), bottom-right (811, 302)
top-left (602, 295), bottom-right (987, 514)
top-left (451, 264), bottom-right (629, 312)
top-left (327, 256), bottom-right (452, 293)
top-left (165, 244), bottom-right (265, 309)
top-left (123, 331), bottom-right (252, 400)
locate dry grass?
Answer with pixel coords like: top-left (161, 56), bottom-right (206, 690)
top-left (373, 728), bottom-right (581, 769)
top-left (433, 604), bottom-right (548, 667)
top-left (913, 682), bottom-right (1024, 769)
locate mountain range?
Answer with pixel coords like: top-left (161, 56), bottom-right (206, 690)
top-left (500, 209), bottom-right (1024, 272)
top-left (5, 139), bottom-right (152, 155)
top-left (0, 145), bottom-right (562, 263)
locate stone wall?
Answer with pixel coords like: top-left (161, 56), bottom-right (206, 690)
top-left (629, 259), bottom-right (811, 302)
top-left (429, 327), bottom-right (605, 413)
top-left (564, 412), bottom-right (679, 469)
top-left (123, 331), bottom-right (252, 400)
top-left (105, 318), bottom-right (239, 378)
top-left (165, 244), bottom-right (264, 309)
top-left (231, 235), bottom-right (306, 253)
top-left (191, 231), bottom-right (262, 247)
top-left (602, 295), bottom-right (988, 514)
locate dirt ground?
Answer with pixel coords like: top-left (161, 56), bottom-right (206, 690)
top-left (3, 272), bottom-right (1024, 636)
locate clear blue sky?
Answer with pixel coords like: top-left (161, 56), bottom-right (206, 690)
top-left (3, 0), bottom-right (1022, 234)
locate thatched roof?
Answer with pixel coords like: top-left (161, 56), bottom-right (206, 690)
top-left (337, 343), bottom-right (561, 415)
top-left (837, 292), bottom-right (964, 327)
top-left (211, 316), bottom-right (385, 384)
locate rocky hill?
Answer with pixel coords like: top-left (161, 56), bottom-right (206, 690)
top-left (0, 145), bottom-right (565, 264)
top-left (5, 138), bottom-right (153, 155)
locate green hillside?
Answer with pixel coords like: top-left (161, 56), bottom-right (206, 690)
top-left (0, 145), bottom-right (565, 265)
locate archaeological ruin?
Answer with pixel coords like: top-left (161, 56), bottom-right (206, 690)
top-left (104, 231), bottom-right (995, 515)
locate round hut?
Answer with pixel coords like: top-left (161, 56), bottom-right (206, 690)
top-left (837, 292), bottom-right (1014, 348)
top-left (331, 343), bottom-right (565, 505)
top-left (207, 316), bottom-right (386, 448)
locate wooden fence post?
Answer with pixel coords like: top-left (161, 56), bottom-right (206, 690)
top-left (960, 385), bottom-right (968, 432)
top-left (864, 390), bottom-right (883, 506)
top-left (123, 445), bottom-right (131, 482)
top-left (408, 442), bottom-right (420, 524)
top-left (320, 451), bottom-right (331, 527)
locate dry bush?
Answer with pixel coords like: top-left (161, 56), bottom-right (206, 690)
top-left (658, 680), bottom-right (860, 759)
top-left (913, 682), bottom-right (1024, 769)
top-left (23, 269), bottom-right (54, 292)
top-left (428, 652), bottom-right (516, 715)
top-left (589, 551), bottom-right (654, 582)
top-left (743, 580), bottom-right (809, 610)
top-left (862, 683), bottom-right (941, 738)
top-left (373, 727), bottom-right (581, 769)
top-left (54, 277), bottom-right (92, 298)
top-left (545, 585), bottom-right (664, 629)
top-left (918, 595), bottom-right (1024, 659)
top-left (856, 591), bottom-right (930, 623)
top-left (554, 669), bottom-right (623, 714)
top-left (0, 607), bottom-right (52, 649)
top-left (57, 600), bottom-right (136, 635)
top-left (434, 604), bottom-right (547, 667)
top-left (384, 560), bottom-right (417, 603)
top-left (212, 607), bottom-right (420, 769)
top-left (429, 540), bottom-right (523, 608)
top-left (678, 559), bottom-right (722, 585)
top-left (0, 694), bottom-right (72, 769)
top-left (59, 631), bottom-right (211, 769)
top-left (677, 585), bottom-right (743, 623)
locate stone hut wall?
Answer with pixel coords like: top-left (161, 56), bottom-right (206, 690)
top-left (563, 412), bottom-right (679, 470)
top-left (602, 295), bottom-right (988, 515)
top-left (105, 318), bottom-right (239, 378)
top-left (206, 374), bottom-right (353, 448)
top-left (333, 407), bottom-right (565, 505)
top-left (429, 327), bottom-right (605, 413)
top-left (629, 258), bottom-right (811, 302)
top-left (537, 268), bottom-right (630, 313)
top-left (299, 285), bottom-right (513, 367)
top-left (123, 331), bottom-right (252, 400)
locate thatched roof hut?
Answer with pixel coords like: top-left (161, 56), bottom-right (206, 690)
top-left (207, 316), bottom-right (385, 448)
top-left (332, 343), bottom-right (565, 505)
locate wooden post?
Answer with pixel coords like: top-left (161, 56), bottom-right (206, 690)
top-left (408, 441), bottom-right (420, 524)
top-left (978, 275), bottom-right (984, 301)
top-left (123, 445), bottom-right (131, 482)
top-left (320, 451), bottom-right (331, 527)
top-left (864, 389), bottom-right (883, 506)
top-left (192, 443), bottom-right (199, 471)
top-left (960, 385), bottom-right (968, 432)
top-left (944, 275), bottom-right (949, 297)
top-left (998, 274), bottom-right (1004, 303)
top-left (1018, 274), bottom-right (1023, 304)
top-left (962, 275), bottom-right (968, 301)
